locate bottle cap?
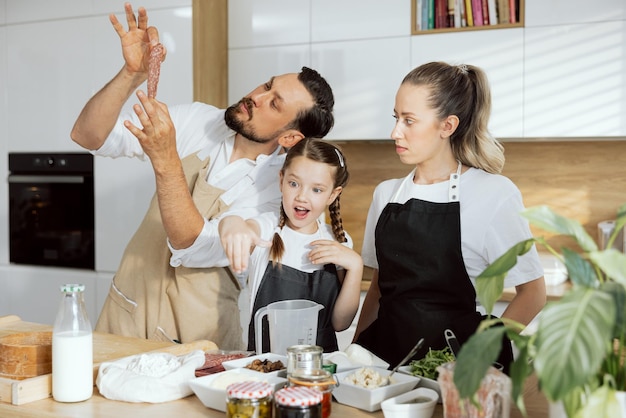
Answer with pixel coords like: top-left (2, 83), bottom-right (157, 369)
top-left (226, 381), bottom-right (272, 399)
top-left (274, 386), bottom-right (323, 406)
top-left (60, 283), bottom-right (85, 292)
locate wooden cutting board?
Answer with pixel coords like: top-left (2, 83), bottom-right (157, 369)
top-left (0, 315), bottom-right (218, 405)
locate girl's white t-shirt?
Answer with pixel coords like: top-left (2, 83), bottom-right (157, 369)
top-left (237, 212), bottom-right (353, 344)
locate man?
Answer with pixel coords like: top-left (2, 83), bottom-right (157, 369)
top-left (70, 3), bottom-right (334, 349)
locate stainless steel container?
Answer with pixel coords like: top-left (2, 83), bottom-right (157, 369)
top-left (597, 220), bottom-right (624, 252)
top-left (286, 345), bottom-right (323, 376)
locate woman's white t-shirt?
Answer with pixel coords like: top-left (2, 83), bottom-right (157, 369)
top-left (361, 168), bottom-right (543, 290)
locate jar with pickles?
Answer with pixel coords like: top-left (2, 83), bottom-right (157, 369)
top-left (288, 368), bottom-right (336, 418)
top-left (226, 381), bottom-right (272, 418)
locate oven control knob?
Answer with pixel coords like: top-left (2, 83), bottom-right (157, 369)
top-left (47, 157), bottom-right (55, 166)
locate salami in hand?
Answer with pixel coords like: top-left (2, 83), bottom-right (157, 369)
top-left (147, 43), bottom-right (164, 98)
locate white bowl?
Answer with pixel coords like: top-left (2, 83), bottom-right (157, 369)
top-left (398, 365), bottom-right (441, 401)
top-left (222, 353), bottom-right (288, 377)
top-left (539, 253), bottom-right (568, 286)
top-left (381, 387), bottom-right (438, 418)
top-left (189, 368), bottom-right (287, 412)
top-left (332, 367), bottom-right (420, 412)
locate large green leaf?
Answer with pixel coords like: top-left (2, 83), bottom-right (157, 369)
top-left (476, 238), bottom-right (535, 314)
top-left (589, 249), bottom-right (626, 286)
top-left (534, 288), bottom-right (616, 401)
top-left (562, 247), bottom-right (598, 287)
top-left (522, 206), bottom-right (598, 252)
top-left (453, 326), bottom-right (506, 400)
top-left (574, 384), bottom-right (621, 418)
top-left (600, 281), bottom-right (626, 341)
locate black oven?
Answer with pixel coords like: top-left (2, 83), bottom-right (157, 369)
top-left (8, 152), bottom-right (95, 270)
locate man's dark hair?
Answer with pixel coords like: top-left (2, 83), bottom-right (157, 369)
top-left (292, 67), bottom-right (335, 138)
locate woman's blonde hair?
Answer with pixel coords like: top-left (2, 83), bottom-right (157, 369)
top-left (402, 61), bottom-right (505, 173)
top-left (270, 138), bottom-right (350, 265)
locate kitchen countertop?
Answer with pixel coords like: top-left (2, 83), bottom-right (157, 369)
top-left (0, 374), bottom-right (549, 418)
top-left (0, 317), bottom-right (550, 418)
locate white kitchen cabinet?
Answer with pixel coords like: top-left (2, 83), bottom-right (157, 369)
top-left (228, 0), bottom-right (310, 48)
top-left (311, 0), bottom-right (410, 42)
top-left (6, 17), bottom-right (95, 152)
top-left (312, 37), bottom-right (412, 140)
top-left (0, 25), bottom-right (8, 266)
top-left (525, 0), bottom-right (626, 27)
top-left (0, 268), bottom-right (10, 317)
top-left (228, 45), bottom-right (311, 105)
top-left (411, 29), bottom-right (525, 139)
top-left (523, 21), bottom-right (626, 137)
top-left (1, 265), bottom-right (99, 325)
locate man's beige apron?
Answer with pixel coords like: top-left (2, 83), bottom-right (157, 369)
top-left (95, 152), bottom-right (243, 349)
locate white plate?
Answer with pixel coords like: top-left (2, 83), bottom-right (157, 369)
top-left (189, 368), bottom-right (287, 412)
top-left (398, 365), bottom-right (441, 402)
top-left (222, 353), bottom-right (287, 377)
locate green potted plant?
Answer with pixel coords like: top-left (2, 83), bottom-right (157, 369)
top-left (453, 203), bottom-right (626, 418)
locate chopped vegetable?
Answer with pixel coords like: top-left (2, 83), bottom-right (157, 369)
top-left (408, 347), bottom-right (455, 380)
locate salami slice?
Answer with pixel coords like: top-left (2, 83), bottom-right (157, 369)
top-left (147, 43), bottom-right (164, 98)
top-left (194, 352), bottom-right (249, 377)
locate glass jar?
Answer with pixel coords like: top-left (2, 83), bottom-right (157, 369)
top-left (288, 368), bottom-right (336, 418)
top-left (226, 381), bottom-right (273, 418)
top-left (52, 283), bottom-right (93, 403)
top-left (275, 386), bottom-right (323, 418)
top-left (286, 345), bottom-right (323, 376)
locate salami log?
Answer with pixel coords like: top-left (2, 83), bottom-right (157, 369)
top-left (195, 352), bottom-right (249, 377)
top-left (147, 43), bottom-right (164, 98)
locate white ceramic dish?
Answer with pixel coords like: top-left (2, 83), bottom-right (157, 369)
top-left (397, 366), bottom-right (441, 401)
top-left (189, 368), bottom-right (287, 412)
top-left (324, 344), bottom-right (390, 373)
top-left (222, 353), bottom-right (288, 377)
top-left (332, 366), bottom-right (420, 412)
top-left (381, 387), bottom-right (438, 418)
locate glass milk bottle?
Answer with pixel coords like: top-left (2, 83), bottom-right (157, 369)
top-left (52, 283), bottom-right (93, 402)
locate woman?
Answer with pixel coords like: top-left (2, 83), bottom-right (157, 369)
top-left (353, 62), bottom-right (546, 372)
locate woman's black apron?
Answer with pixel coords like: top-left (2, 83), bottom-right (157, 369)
top-left (356, 164), bottom-right (513, 372)
top-left (247, 261), bottom-right (341, 353)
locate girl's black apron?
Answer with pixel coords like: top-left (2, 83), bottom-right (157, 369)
top-left (356, 164), bottom-right (512, 372)
top-left (247, 262), bottom-right (341, 353)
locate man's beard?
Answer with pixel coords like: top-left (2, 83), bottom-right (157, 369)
top-left (224, 98), bottom-right (282, 145)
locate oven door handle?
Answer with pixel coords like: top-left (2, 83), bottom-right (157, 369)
top-left (8, 174), bottom-right (86, 184)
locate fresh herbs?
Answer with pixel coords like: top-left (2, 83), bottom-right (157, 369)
top-left (408, 347), bottom-right (455, 380)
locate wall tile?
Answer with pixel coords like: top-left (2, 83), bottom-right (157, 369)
top-left (6, 0), bottom-right (92, 24)
top-left (525, 0), bottom-right (626, 28)
top-left (229, 0), bottom-right (310, 48)
top-left (312, 0), bottom-right (410, 42)
top-left (313, 37), bottom-right (411, 140)
top-left (524, 22), bottom-right (626, 137)
top-left (228, 44), bottom-right (311, 104)
top-left (411, 28), bottom-right (525, 139)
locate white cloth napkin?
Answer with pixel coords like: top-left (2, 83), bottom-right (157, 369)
top-left (96, 350), bottom-right (206, 403)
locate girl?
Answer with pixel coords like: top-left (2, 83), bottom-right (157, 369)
top-left (353, 62), bottom-right (546, 373)
top-left (219, 139), bottom-right (363, 353)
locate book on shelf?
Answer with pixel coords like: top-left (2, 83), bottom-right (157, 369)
top-left (435, 0), bottom-right (448, 28)
top-left (464, 0), bottom-right (473, 26)
top-left (487, 0), bottom-right (498, 25)
top-left (509, 0), bottom-right (517, 23)
top-left (481, 0), bottom-right (490, 25)
top-left (471, 0), bottom-right (483, 26)
top-left (496, 0), bottom-right (510, 24)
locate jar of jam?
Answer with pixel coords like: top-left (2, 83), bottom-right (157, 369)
top-left (288, 368), bottom-right (336, 418)
top-left (274, 386), bottom-right (323, 418)
top-left (226, 381), bottom-right (272, 418)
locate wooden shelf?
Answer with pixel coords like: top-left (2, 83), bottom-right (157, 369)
top-left (411, 0), bottom-right (525, 35)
